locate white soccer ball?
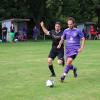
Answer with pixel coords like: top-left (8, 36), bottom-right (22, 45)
top-left (0, 39), bottom-right (2, 42)
top-left (46, 80), bottom-right (54, 87)
top-left (14, 39), bottom-right (18, 42)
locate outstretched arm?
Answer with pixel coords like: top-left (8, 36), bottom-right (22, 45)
top-left (40, 21), bottom-right (50, 35)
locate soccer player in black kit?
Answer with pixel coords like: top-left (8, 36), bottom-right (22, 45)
top-left (40, 21), bottom-right (64, 77)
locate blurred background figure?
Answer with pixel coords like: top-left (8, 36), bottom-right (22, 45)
top-left (96, 26), bottom-right (100, 39)
top-left (32, 26), bottom-right (40, 40)
top-left (14, 31), bottom-right (19, 42)
top-left (90, 25), bottom-right (97, 40)
top-left (10, 23), bottom-right (15, 42)
top-left (2, 24), bottom-right (7, 42)
top-left (23, 26), bottom-right (28, 41)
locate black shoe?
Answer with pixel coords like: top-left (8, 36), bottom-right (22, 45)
top-left (73, 67), bottom-right (77, 78)
top-left (60, 75), bottom-right (65, 82)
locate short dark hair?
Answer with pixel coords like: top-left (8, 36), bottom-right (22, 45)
top-left (55, 21), bottom-right (61, 26)
top-left (67, 17), bottom-right (75, 23)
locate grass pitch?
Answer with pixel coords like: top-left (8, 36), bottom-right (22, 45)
top-left (0, 40), bottom-right (100, 100)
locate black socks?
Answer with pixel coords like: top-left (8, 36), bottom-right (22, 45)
top-left (48, 65), bottom-right (56, 77)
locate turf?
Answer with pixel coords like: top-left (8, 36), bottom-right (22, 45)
top-left (0, 40), bottom-right (100, 100)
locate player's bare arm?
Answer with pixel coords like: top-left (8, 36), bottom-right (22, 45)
top-left (57, 36), bottom-right (64, 49)
top-left (40, 21), bottom-right (50, 35)
top-left (78, 37), bottom-right (85, 53)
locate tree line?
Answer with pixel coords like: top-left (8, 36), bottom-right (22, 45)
top-left (0, 0), bottom-right (100, 27)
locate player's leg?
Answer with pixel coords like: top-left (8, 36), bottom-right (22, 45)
top-left (57, 59), bottom-right (63, 65)
top-left (57, 48), bottom-right (65, 66)
top-left (60, 57), bottom-right (73, 81)
top-left (48, 57), bottom-right (56, 77)
top-left (48, 48), bottom-right (56, 77)
top-left (61, 55), bottom-right (77, 82)
top-left (65, 55), bottom-right (77, 77)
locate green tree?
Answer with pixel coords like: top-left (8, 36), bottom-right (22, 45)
top-left (89, 0), bottom-right (100, 27)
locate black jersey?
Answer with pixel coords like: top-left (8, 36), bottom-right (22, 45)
top-left (10, 26), bottom-right (15, 33)
top-left (49, 30), bottom-right (64, 48)
top-left (2, 27), bottom-right (7, 36)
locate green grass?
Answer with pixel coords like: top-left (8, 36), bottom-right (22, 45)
top-left (0, 40), bottom-right (100, 100)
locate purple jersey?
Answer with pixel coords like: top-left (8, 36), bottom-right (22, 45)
top-left (62, 28), bottom-right (84, 57)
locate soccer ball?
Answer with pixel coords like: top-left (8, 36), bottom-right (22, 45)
top-left (14, 39), bottom-right (18, 42)
top-left (0, 39), bottom-right (2, 42)
top-left (46, 80), bottom-right (54, 87)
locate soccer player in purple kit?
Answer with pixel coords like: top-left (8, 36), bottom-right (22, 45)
top-left (40, 21), bottom-right (65, 77)
top-left (57, 17), bottom-right (85, 82)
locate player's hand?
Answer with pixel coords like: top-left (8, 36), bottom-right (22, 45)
top-left (40, 21), bottom-right (44, 27)
top-left (78, 48), bottom-right (83, 53)
top-left (57, 44), bottom-right (61, 49)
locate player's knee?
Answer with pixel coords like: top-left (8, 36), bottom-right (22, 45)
top-left (66, 58), bottom-right (73, 65)
top-left (67, 61), bottom-right (72, 65)
top-left (48, 58), bottom-right (52, 65)
top-left (58, 60), bottom-right (62, 65)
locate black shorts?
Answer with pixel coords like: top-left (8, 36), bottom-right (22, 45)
top-left (48, 47), bottom-right (64, 60)
top-left (69, 55), bottom-right (77, 60)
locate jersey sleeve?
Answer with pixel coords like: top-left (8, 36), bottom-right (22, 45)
top-left (78, 29), bottom-right (84, 39)
top-left (49, 30), bottom-right (54, 36)
top-left (61, 30), bottom-right (66, 40)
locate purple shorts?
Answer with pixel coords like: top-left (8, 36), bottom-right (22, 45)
top-left (66, 47), bottom-right (79, 59)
